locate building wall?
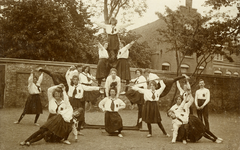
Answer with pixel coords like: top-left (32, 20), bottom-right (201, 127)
top-left (0, 58), bottom-right (239, 113)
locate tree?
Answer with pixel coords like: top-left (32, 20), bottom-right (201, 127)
top-left (0, 0), bottom-right (97, 63)
top-left (156, 6), bottom-right (239, 105)
top-left (82, 0), bottom-right (147, 24)
top-left (204, 0), bottom-right (238, 9)
top-left (119, 30), bottom-right (152, 68)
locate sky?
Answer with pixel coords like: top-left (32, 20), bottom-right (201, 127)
top-left (127, 0), bottom-right (239, 29)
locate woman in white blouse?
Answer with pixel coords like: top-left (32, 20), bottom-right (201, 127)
top-left (105, 68), bottom-right (121, 98)
top-left (96, 42), bottom-right (110, 86)
top-left (98, 87), bottom-right (126, 138)
top-left (93, 17), bottom-right (133, 64)
top-left (14, 70), bottom-right (43, 126)
top-left (132, 80), bottom-right (170, 138)
top-left (79, 65), bottom-right (100, 106)
top-left (126, 69), bottom-right (147, 128)
top-left (20, 84), bottom-right (76, 146)
top-left (116, 40), bottom-right (135, 94)
top-left (66, 71), bottom-right (100, 135)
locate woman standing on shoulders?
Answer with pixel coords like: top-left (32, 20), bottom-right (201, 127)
top-left (126, 69), bottom-right (147, 128)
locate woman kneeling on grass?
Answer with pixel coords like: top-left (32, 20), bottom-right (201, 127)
top-left (20, 85), bottom-right (82, 146)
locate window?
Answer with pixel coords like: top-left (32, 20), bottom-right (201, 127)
top-left (226, 71), bottom-right (231, 76)
top-left (162, 62), bottom-right (170, 71)
top-left (181, 64), bottom-right (189, 73)
top-left (214, 70), bottom-right (222, 75)
top-left (214, 54), bottom-right (223, 61)
top-left (233, 72), bottom-right (239, 77)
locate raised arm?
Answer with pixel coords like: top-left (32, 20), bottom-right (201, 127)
top-left (81, 84), bottom-right (100, 91)
top-left (28, 73), bottom-right (33, 84)
top-left (185, 93), bottom-right (194, 108)
top-left (47, 85), bottom-right (58, 101)
top-left (176, 81), bottom-right (184, 95)
top-left (119, 41), bottom-right (135, 53)
top-left (97, 42), bottom-right (106, 51)
top-left (156, 80), bottom-right (166, 95)
top-left (131, 86), bottom-right (146, 94)
top-left (118, 23), bottom-right (134, 29)
top-left (65, 69), bottom-right (72, 86)
top-left (93, 21), bottom-right (108, 29)
top-left (36, 73), bottom-right (43, 86)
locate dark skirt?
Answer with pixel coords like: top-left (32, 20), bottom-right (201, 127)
top-left (96, 58), bottom-right (110, 79)
top-left (69, 97), bottom-right (84, 109)
top-left (126, 89), bottom-right (144, 105)
top-left (83, 90), bottom-right (101, 104)
top-left (142, 101), bottom-right (162, 123)
top-left (107, 34), bottom-right (119, 52)
top-left (41, 115), bottom-right (73, 139)
top-left (105, 111), bottom-right (123, 133)
top-left (23, 94), bottom-right (42, 114)
top-left (116, 58), bottom-right (131, 80)
top-left (69, 97), bottom-right (85, 121)
top-left (176, 115), bottom-right (205, 142)
top-left (187, 115), bottom-right (205, 142)
top-left (47, 113), bottom-right (57, 120)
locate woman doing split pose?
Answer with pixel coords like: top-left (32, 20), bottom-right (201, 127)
top-left (79, 65), bottom-right (101, 105)
top-left (66, 71), bottom-right (101, 135)
top-left (126, 69), bottom-right (147, 128)
top-left (14, 70), bottom-right (43, 126)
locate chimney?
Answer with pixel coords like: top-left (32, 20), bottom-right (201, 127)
top-left (186, 0), bottom-right (192, 8)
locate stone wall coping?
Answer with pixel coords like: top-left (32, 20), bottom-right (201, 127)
top-left (0, 58), bottom-right (239, 79)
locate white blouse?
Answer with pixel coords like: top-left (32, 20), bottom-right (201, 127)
top-left (67, 84), bottom-right (99, 99)
top-left (79, 72), bottom-right (95, 85)
top-left (47, 85), bottom-right (73, 122)
top-left (147, 73), bottom-right (160, 84)
top-left (132, 80), bottom-right (166, 101)
top-left (105, 75), bottom-right (121, 97)
top-left (131, 75), bottom-right (147, 89)
top-left (98, 43), bottom-right (109, 59)
top-left (98, 97), bottom-right (126, 112)
top-left (28, 73), bottom-right (43, 94)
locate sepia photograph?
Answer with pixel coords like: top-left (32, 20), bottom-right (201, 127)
top-left (0, 0), bottom-right (239, 149)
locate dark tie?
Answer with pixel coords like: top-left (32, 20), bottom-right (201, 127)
top-left (55, 101), bottom-right (61, 113)
top-left (111, 99), bottom-right (115, 111)
top-left (111, 27), bottom-right (114, 34)
top-left (177, 117), bottom-right (183, 124)
top-left (73, 86), bottom-right (77, 98)
top-left (152, 91), bottom-right (155, 100)
top-left (36, 84), bottom-right (41, 92)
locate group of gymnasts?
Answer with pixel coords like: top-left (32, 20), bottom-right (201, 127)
top-left (14, 17), bottom-right (222, 146)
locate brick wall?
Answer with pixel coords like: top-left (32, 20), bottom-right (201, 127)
top-left (0, 58), bottom-right (239, 113)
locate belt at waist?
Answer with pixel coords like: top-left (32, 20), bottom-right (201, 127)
top-left (198, 99), bottom-right (206, 101)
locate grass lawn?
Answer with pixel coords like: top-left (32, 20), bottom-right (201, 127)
top-left (0, 108), bottom-right (240, 150)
